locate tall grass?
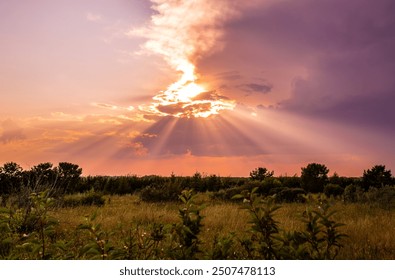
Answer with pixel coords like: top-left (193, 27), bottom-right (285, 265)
top-left (45, 193), bottom-right (395, 259)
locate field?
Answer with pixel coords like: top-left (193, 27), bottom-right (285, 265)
top-left (44, 193), bottom-right (395, 260)
top-left (1, 162), bottom-right (395, 260)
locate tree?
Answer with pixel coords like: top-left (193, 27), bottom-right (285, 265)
top-left (250, 167), bottom-right (274, 181)
top-left (0, 162), bottom-right (23, 195)
top-left (29, 162), bottom-right (56, 186)
top-left (54, 162), bottom-right (82, 194)
top-left (362, 165), bottom-right (393, 190)
top-left (301, 163), bottom-right (329, 193)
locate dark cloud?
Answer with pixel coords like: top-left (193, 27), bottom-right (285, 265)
top-left (156, 103), bottom-right (187, 115)
top-left (214, 71), bottom-right (243, 81)
top-left (223, 0), bottom-right (395, 132)
top-left (239, 83), bottom-right (272, 94)
top-left (0, 119), bottom-right (26, 144)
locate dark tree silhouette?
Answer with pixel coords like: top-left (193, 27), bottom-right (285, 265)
top-left (249, 167), bottom-right (274, 181)
top-left (362, 165), bottom-right (393, 190)
top-left (54, 162), bottom-right (82, 194)
top-left (301, 163), bottom-right (329, 193)
top-left (29, 162), bottom-right (56, 186)
top-left (0, 162), bottom-right (23, 195)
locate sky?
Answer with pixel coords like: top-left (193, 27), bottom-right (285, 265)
top-left (1, 0), bottom-right (394, 177)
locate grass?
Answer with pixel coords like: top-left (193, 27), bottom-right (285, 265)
top-left (48, 193), bottom-right (395, 259)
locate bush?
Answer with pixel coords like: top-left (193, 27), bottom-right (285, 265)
top-left (274, 188), bottom-right (306, 203)
top-left (365, 186), bottom-right (395, 210)
top-left (260, 178), bottom-right (283, 195)
top-left (235, 188), bottom-right (347, 259)
top-left (139, 182), bottom-right (182, 202)
top-left (211, 186), bottom-right (247, 201)
top-left (343, 184), bottom-right (364, 203)
top-left (279, 176), bottom-right (301, 189)
top-left (324, 184), bottom-right (344, 197)
top-left (61, 192), bottom-right (105, 207)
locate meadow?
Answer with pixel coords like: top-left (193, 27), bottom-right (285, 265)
top-left (49, 193), bottom-right (395, 260)
top-left (1, 162), bottom-right (394, 259)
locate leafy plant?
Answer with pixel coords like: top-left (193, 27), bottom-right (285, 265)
top-left (168, 190), bottom-right (204, 259)
top-left (233, 189), bottom-right (347, 260)
top-left (298, 196), bottom-right (348, 259)
top-left (234, 187), bottom-right (280, 259)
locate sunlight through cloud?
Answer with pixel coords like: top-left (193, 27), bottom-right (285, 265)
top-left (129, 0), bottom-right (238, 118)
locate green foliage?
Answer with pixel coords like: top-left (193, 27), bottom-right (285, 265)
top-left (207, 233), bottom-right (237, 259)
top-left (168, 190), bottom-right (204, 259)
top-left (295, 196), bottom-right (348, 259)
top-left (234, 188), bottom-right (280, 259)
top-left (0, 187), bottom-right (350, 260)
top-left (77, 212), bottom-right (115, 259)
top-left (301, 163), bottom-right (329, 193)
top-left (0, 191), bottom-right (62, 259)
top-left (233, 189), bottom-right (347, 260)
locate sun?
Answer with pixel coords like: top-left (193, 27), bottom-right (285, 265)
top-left (145, 61), bottom-right (235, 119)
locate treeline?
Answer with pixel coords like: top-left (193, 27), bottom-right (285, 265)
top-left (0, 161), bottom-right (394, 205)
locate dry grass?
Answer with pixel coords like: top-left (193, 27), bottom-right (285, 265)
top-left (50, 194), bottom-right (395, 259)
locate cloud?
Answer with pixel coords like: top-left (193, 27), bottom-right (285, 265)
top-left (146, 90), bottom-right (235, 118)
top-left (215, 71), bottom-right (243, 81)
top-left (128, 0), bottom-right (238, 67)
top-left (92, 103), bottom-right (119, 110)
top-left (0, 119), bottom-right (26, 144)
top-left (128, 0), bottom-right (240, 118)
top-left (218, 0), bottom-right (395, 132)
top-left (239, 83), bottom-right (272, 94)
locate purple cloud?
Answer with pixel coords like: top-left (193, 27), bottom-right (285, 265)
top-left (219, 0), bottom-right (395, 132)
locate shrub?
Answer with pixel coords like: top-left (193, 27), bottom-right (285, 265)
top-left (260, 178), bottom-right (283, 195)
top-left (279, 176), bottom-right (301, 189)
top-left (343, 184), bottom-right (358, 203)
top-left (61, 192), bottom-right (105, 207)
top-left (365, 186), bottom-right (395, 210)
top-left (274, 188), bottom-right (306, 203)
top-left (138, 181), bottom-right (182, 202)
top-left (234, 188), bottom-right (346, 259)
top-left (211, 186), bottom-right (247, 201)
top-left (324, 184), bottom-right (344, 197)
